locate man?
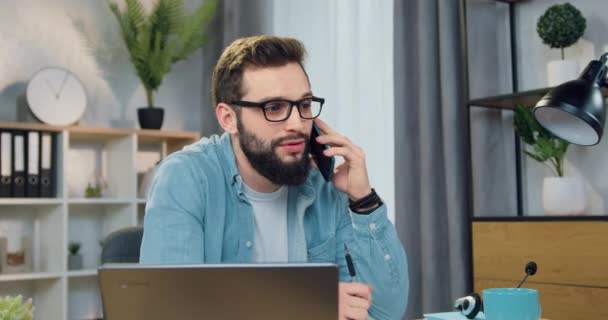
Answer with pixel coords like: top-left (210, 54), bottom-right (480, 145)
top-left (140, 35), bottom-right (408, 320)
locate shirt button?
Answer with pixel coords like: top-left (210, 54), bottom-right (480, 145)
top-left (384, 254), bottom-right (391, 261)
top-left (245, 241), bottom-right (252, 248)
top-left (369, 223), bottom-right (376, 230)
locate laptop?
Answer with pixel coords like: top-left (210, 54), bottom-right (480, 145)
top-left (98, 263), bottom-right (338, 320)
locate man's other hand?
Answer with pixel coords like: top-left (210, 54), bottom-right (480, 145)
top-left (339, 282), bottom-right (372, 320)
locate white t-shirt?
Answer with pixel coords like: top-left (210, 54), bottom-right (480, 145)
top-left (243, 183), bottom-right (289, 263)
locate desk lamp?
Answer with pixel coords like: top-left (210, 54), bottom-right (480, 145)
top-left (533, 53), bottom-right (608, 145)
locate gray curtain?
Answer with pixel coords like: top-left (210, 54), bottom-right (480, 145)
top-left (394, 0), bottom-right (471, 318)
top-left (200, 0), bottom-right (275, 137)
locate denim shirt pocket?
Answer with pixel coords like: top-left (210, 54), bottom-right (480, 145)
top-left (307, 233), bottom-right (336, 263)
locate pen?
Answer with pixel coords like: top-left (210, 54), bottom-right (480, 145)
top-left (344, 243), bottom-right (358, 282)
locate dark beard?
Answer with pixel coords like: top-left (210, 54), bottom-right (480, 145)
top-left (237, 121), bottom-right (311, 186)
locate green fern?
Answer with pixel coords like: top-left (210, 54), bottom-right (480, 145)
top-left (513, 105), bottom-right (570, 177)
top-left (0, 295), bottom-right (34, 320)
top-left (109, 0), bottom-right (217, 107)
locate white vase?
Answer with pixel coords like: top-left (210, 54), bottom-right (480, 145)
top-left (542, 177), bottom-right (587, 216)
top-left (547, 59), bottom-right (579, 87)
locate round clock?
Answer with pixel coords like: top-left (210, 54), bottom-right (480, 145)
top-left (26, 67), bottom-right (87, 126)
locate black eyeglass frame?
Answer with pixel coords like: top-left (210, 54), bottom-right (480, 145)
top-left (231, 96), bottom-right (325, 122)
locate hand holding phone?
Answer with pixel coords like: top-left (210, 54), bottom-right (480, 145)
top-left (310, 122), bottom-right (335, 182)
top-left (311, 118), bottom-right (373, 200)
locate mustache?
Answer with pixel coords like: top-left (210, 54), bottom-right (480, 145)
top-left (272, 132), bottom-right (309, 148)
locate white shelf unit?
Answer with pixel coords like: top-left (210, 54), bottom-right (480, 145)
top-left (0, 122), bottom-right (199, 320)
top-left (67, 269), bottom-right (98, 278)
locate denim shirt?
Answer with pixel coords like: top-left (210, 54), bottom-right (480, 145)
top-left (140, 133), bottom-right (409, 319)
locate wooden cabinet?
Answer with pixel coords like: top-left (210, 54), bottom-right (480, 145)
top-left (472, 218), bottom-right (608, 320)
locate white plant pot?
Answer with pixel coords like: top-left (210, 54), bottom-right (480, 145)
top-left (542, 177), bottom-right (587, 216)
top-left (547, 59), bottom-right (579, 87)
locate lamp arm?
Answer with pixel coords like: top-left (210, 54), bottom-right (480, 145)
top-left (598, 60), bottom-right (608, 88)
top-left (598, 53), bottom-right (608, 88)
top-left (579, 54), bottom-right (608, 85)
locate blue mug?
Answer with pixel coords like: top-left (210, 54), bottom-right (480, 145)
top-left (482, 288), bottom-right (541, 320)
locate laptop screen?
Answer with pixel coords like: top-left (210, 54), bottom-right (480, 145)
top-left (99, 263), bottom-right (338, 320)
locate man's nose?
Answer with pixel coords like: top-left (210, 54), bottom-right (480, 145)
top-left (284, 105), bottom-right (304, 131)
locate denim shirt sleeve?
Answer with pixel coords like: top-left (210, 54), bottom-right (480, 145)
top-left (336, 198), bottom-right (409, 320)
top-left (140, 154), bottom-right (206, 264)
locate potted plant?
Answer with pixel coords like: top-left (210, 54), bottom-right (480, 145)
top-left (68, 242), bottom-right (83, 270)
top-left (513, 105), bottom-right (586, 215)
top-left (0, 295), bottom-right (34, 320)
top-left (537, 2), bottom-right (586, 86)
top-left (84, 173), bottom-right (107, 198)
top-left (109, 0), bottom-right (217, 129)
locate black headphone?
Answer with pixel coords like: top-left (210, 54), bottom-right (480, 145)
top-left (453, 261), bottom-right (538, 319)
top-left (453, 292), bottom-right (482, 319)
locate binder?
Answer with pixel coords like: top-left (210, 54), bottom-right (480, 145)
top-left (0, 236), bottom-right (7, 274)
top-left (0, 132), bottom-right (11, 197)
top-left (40, 132), bottom-right (55, 198)
top-left (12, 131), bottom-right (26, 197)
top-left (26, 131), bottom-right (40, 197)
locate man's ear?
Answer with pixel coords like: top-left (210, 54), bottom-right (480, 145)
top-left (216, 103), bottom-right (238, 134)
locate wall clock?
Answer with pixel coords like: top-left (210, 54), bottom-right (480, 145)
top-left (26, 67), bottom-right (87, 126)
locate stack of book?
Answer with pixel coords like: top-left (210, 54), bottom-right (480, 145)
top-left (0, 130), bottom-right (56, 198)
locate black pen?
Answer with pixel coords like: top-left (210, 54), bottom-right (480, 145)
top-left (344, 243), bottom-right (358, 282)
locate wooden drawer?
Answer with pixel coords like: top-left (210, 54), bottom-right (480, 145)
top-left (473, 221), bottom-right (608, 287)
top-left (472, 221), bottom-right (608, 320)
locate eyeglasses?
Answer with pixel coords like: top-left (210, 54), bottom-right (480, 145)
top-left (232, 96), bottom-right (325, 122)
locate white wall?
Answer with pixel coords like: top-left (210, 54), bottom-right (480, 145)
top-left (272, 0), bottom-right (396, 222)
top-left (0, 0), bottom-right (210, 132)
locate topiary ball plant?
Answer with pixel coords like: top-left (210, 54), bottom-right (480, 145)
top-left (537, 2), bottom-right (586, 60)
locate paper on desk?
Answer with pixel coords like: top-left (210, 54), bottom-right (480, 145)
top-left (424, 311), bottom-right (485, 320)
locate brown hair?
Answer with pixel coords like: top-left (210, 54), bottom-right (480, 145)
top-left (211, 35), bottom-right (308, 106)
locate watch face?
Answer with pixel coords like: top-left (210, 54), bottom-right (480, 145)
top-left (26, 67), bottom-right (87, 126)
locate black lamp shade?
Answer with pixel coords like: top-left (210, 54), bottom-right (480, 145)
top-left (533, 58), bottom-right (608, 146)
top-left (534, 79), bottom-right (605, 145)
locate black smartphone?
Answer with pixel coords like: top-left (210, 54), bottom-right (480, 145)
top-left (310, 123), bottom-right (335, 182)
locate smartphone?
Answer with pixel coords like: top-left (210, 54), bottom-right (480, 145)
top-left (310, 123), bottom-right (335, 182)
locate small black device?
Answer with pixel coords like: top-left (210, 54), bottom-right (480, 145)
top-left (310, 123), bottom-right (335, 182)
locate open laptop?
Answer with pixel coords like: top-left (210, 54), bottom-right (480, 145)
top-left (98, 263), bottom-right (338, 320)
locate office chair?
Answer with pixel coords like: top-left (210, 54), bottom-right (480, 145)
top-left (101, 226), bottom-right (144, 263)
